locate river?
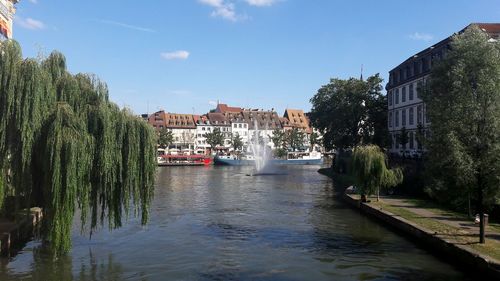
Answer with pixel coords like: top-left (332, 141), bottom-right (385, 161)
top-left (0, 165), bottom-right (469, 280)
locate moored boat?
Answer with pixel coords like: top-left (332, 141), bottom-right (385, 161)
top-left (214, 151), bottom-right (323, 166)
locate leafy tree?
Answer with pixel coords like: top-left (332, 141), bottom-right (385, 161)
top-left (273, 148), bottom-right (288, 159)
top-left (270, 129), bottom-right (286, 150)
top-left (398, 127), bottom-right (409, 152)
top-left (230, 133), bottom-right (244, 152)
top-left (309, 74), bottom-right (387, 151)
top-left (352, 145), bottom-right (403, 202)
top-left (0, 41), bottom-right (156, 254)
top-left (309, 131), bottom-right (320, 151)
top-left (204, 128), bottom-right (224, 154)
top-left (286, 128), bottom-right (305, 151)
top-left (158, 128), bottom-right (173, 149)
top-left (422, 25), bottom-right (500, 243)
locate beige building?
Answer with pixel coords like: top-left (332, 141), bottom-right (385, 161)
top-left (386, 23), bottom-right (500, 156)
top-left (0, 0), bottom-right (18, 40)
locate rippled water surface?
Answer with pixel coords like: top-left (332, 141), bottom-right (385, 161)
top-left (0, 165), bottom-right (469, 280)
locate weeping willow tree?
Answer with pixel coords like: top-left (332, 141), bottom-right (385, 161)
top-left (0, 40), bottom-right (156, 254)
top-left (351, 145), bottom-right (403, 201)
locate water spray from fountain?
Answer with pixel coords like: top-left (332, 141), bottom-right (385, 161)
top-left (248, 120), bottom-right (277, 175)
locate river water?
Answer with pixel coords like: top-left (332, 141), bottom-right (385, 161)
top-left (0, 165), bottom-right (469, 280)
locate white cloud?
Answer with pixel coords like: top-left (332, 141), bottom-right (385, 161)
top-left (95, 19), bottom-right (156, 33)
top-left (198, 0), bottom-right (244, 22)
top-left (161, 50), bottom-right (190, 60)
top-left (409, 32), bottom-right (433, 42)
top-left (15, 17), bottom-right (45, 30)
top-left (245, 0), bottom-right (279, 7)
top-left (29, 0), bottom-right (38, 4)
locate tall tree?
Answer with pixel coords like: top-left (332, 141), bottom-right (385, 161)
top-left (309, 131), bottom-right (320, 151)
top-left (352, 145), bottom-right (403, 202)
top-left (286, 128), bottom-right (305, 151)
top-left (230, 133), bottom-right (244, 152)
top-left (0, 41), bottom-right (156, 254)
top-left (423, 25), bottom-right (500, 243)
top-left (204, 128), bottom-right (224, 154)
top-left (398, 127), bottom-right (409, 152)
top-left (158, 128), bottom-right (173, 149)
top-left (309, 74), bottom-right (387, 151)
top-left (270, 128), bottom-right (286, 150)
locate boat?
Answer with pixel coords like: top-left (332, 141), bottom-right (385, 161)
top-left (214, 151), bottom-right (323, 166)
top-left (157, 149), bottom-right (212, 166)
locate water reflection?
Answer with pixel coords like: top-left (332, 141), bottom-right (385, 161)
top-left (0, 165), bottom-right (470, 281)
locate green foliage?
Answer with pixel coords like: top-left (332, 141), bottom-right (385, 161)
top-left (158, 128), bottom-right (173, 149)
top-left (230, 133), bottom-right (244, 152)
top-left (270, 129), bottom-right (286, 150)
top-left (204, 128), bottom-right (224, 151)
top-left (309, 131), bottom-right (320, 150)
top-left (309, 74), bottom-right (388, 150)
top-left (398, 127), bottom-right (409, 151)
top-left (351, 145), bottom-right (403, 200)
top-left (286, 128), bottom-right (305, 151)
top-left (423, 25), bottom-right (500, 217)
top-left (273, 148), bottom-right (287, 159)
top-left (0, 40), bottom-right (156, 255)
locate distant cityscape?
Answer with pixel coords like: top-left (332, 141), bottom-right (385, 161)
top-left (141, 103), bottom-right (318, 155)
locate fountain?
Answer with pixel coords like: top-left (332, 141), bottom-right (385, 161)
top-left (246, 120), bottom-right (284, 176)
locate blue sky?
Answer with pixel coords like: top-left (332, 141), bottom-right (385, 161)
top-left (12, 0), bottom-right (500, 115)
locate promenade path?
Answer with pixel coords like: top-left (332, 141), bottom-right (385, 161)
top-left (369, 196), bottom-right (500, 262)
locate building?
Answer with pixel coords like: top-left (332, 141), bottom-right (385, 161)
top-left (283, 109), bottom-right (313, 134)
top-left (193, 115), bottom-right (213, 155)
top-left (0, 0), bottom-right (18, 40)
top-left (207, 112), bottom-right (232, 150)
top-left (241, 109), bottom-right (282, 149)
top-left (224, 112), bottom-right (249, 149)
top-left (214, 103), bottom-right (243, 114)
top-left (147, 111), bottom-right (196, 154)
top-left (386, 23), bottom-right (500, 156)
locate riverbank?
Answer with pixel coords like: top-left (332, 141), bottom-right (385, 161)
top-left (0, 208), bottom-right (42, 257)
top-left (318, 167), bottom-right (500, 280)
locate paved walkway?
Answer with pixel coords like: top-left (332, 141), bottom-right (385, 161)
top-left (379, 196), bottom-right (500, 243)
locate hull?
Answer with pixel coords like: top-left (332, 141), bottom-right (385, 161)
top-left (214, 157), bottom-right (323, 166)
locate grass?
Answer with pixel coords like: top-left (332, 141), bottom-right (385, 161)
top-left (370, 198), bottom-right (500, 262)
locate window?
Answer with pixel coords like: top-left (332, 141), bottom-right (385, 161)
top-left (417, 81), bottom-right (422, 99)
top-left (402, 86), bottom-right (406, 102)
top-left (239, 124), bottom-right (242, 128)
top-left (389, 111), bottom-right (393, 127)
top-left (409, 84), bottom-right (414, 100)
top-left (202, 127), bottom-right (205, 131)
top-left (409, 107), bottom-right (414, 125)
top-left (233, 124), bottom-right (237, 128)
top-left (395, 89), bottom-right (399, 104)
top-left (395, 110), bottom-right (399, 127)
top-left (417, 105), bottom-right (423, 124)
top-left (402, 109), bottom-right (406, 126)
top-left (388, 91), bottom-right (393, 106)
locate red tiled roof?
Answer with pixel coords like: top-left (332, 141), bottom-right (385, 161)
top-left (216, 103), bottom-right (243, 114)
top-left (473, 23), bottom-right (500, 36)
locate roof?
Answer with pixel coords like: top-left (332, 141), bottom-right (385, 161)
top-left (241, 110), bottom-right (282, 130)
top-left (165, 113), bottom-right (196, 129)
top-left (207, 112), bottom-right (230, 126)
top-left (215, 103), bottom-right (243, 114)
top-left (283, 109), bottom-right (311, 132)
top-left (390, 23), bottom-right (500, 73)
top-left (279, 117), bottom-right (293, 128)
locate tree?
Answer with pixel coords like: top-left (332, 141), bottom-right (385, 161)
top-left (286, 128), bottom-right (305, 151)
top-left (158, 128), bottom-right (173, 149)
top-left (230, 133), bottom-right (244, 152)
top-left (309, 131), bottom-right (320, 151)
top-left (204, 128), bottom-right (224, 154)
top-left (0, 41), bottom-right (156, 254)
top-left (309, 74), bottom-right (387, 151)
top-left (270, 129), bottom-right (286, 150)
top-left (351, 145), bottom-right (403, 202)
top-left (398, 127), bottom-right (409, 153)
top-left (422, 25), bottom-right (500, 244)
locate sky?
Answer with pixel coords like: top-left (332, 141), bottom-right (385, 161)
top-left (11, 0), bottom-right (500, 115)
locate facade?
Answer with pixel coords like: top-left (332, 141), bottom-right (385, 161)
top-left (241, 109), bottom-right (282, 149)
top-left (207, 112), bottom-right (232, 149)
top-left (193, 115), bottom-right (213, 155)
top-left (0, 0), bottom-right (17, 40)
top-left (386, 23), bottom-right (500, 156)
top-left (147, 111), bottom-right (196, 154)
top-left (283, 109), bottom-right (313, 134)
